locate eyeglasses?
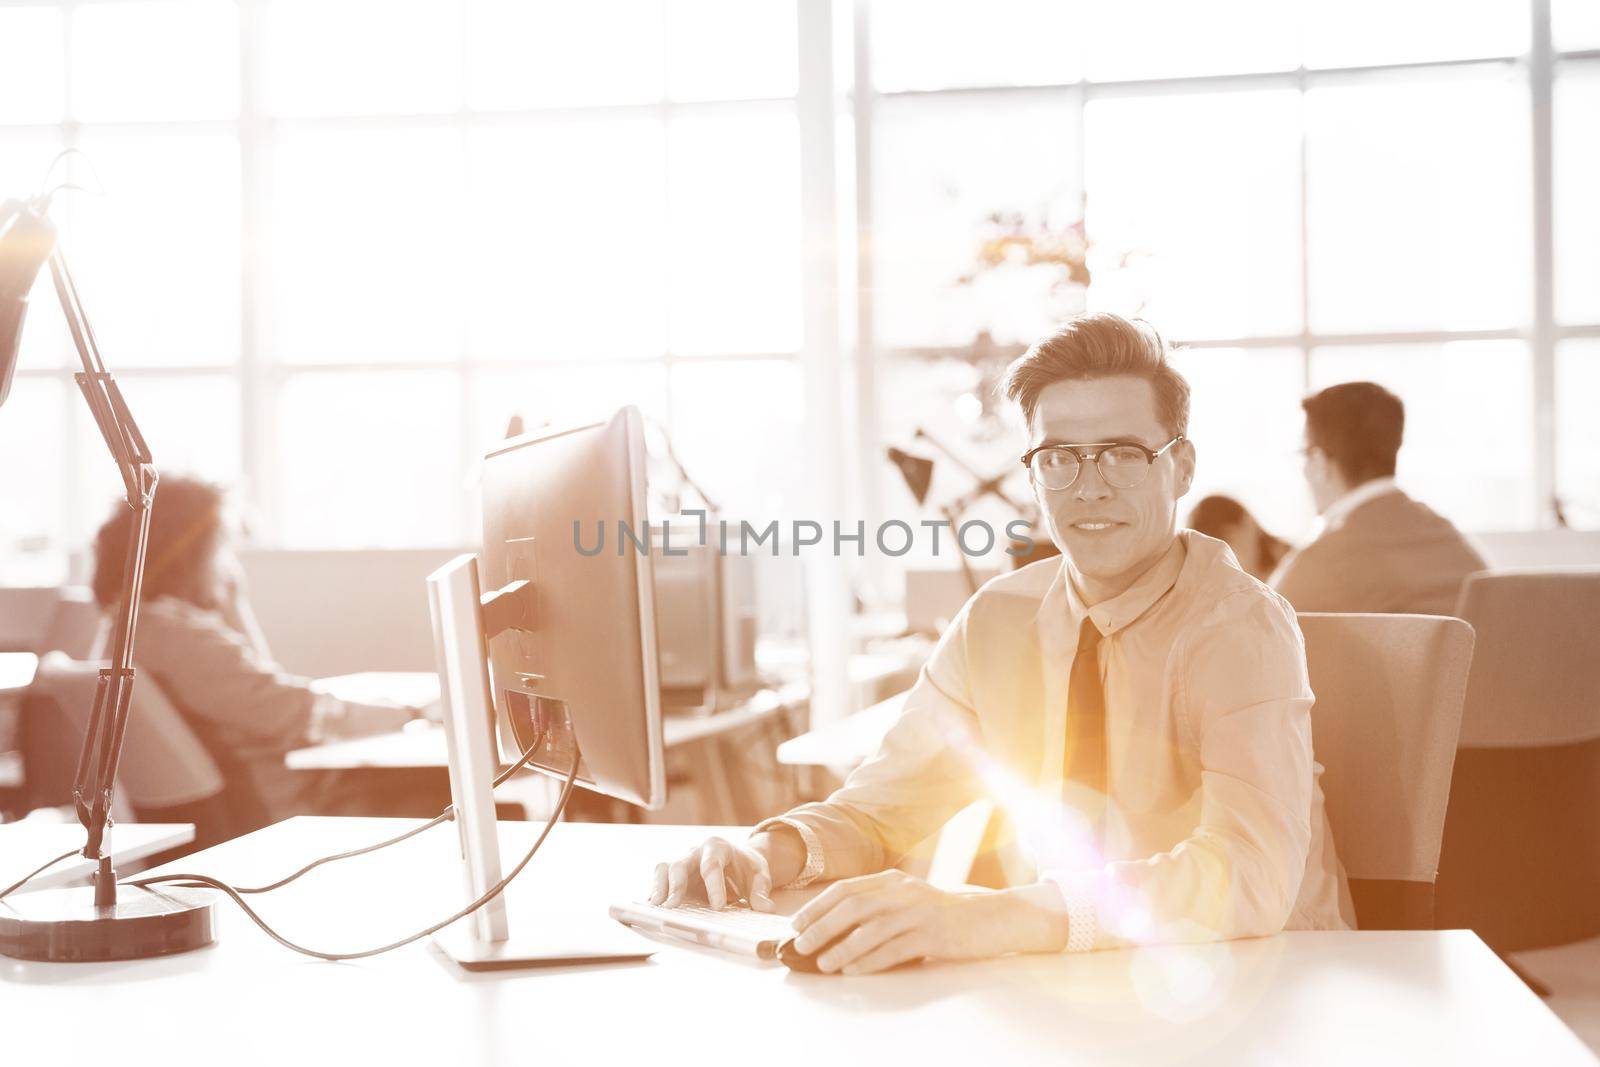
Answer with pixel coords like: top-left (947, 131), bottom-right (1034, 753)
top-left (1020, 436), bottom-right (1185, 491)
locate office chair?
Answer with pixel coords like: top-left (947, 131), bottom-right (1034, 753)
top-left (1298, 612), bottom-right (1475, 930)
top-left (1436, 569), bottom-right (1600, 952)
top-left (29, 651), bottom-right (236, 847)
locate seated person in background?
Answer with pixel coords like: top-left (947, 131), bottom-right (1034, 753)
top-left (650, 313), bottom-right (1352, 973)
top-left (91, 476), bottom-right (426, 833)
top-left (1185, 494), bottom-right (1289, 581)
top-left (1269, 382), bottom-right (1488, 616)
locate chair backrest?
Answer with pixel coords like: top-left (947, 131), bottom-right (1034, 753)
top-left (1435, 569), bottom-right (1600, 950)
top-left (31, 652), bottom-right (225, 811)
top-left (1298, 613), bottom-right (1475, 930)
top-left (1453, 568), bottom-right (1600, 748)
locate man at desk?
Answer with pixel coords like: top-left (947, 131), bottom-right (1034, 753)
top-left (1268, 381), bottom-right (1488, 616)
top-left (651, 313), bottom-right (1353, 973)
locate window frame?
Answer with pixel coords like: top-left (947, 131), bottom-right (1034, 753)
top-left (849, 0), bottom-right (1600, 535)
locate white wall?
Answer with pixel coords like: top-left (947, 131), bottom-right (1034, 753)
top-left (237, 547), bottom-right (466, 678)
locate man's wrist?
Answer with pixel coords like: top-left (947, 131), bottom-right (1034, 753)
top-left (749, 827), bottom-right (806, 888)
top-left (980, 882), bottom-right (1072, 956)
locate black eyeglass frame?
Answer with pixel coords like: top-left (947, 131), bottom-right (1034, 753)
top-left (1019, 435), bottom-right (1186, 489)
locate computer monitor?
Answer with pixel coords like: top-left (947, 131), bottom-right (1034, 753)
top-left (654, 530), bottom-right (762, 710)
top-left (426, 406), bottom-right (664, 969)
top-left (479, 406), bottom-right (666, 807)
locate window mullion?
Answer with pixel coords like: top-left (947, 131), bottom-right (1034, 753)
top-left (1531, 0), bottom-right (1558, 528)
top-left (238, 0), bottom-right (272, 543)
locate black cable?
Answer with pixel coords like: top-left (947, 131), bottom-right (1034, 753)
top-left (0, 738), bottom-right (546, 904)
top-left (2, 723), bottom-right (552, 906)
top-left (212, 725), bottom-right (549, 895)
top-left (0, 847), bottom-right (80, 901)
top-left (4, 721), bottom-right (557, 905)
top-left (126, 751), bottom-right (580, 963)
top-left (231, 811), bottom-right (454, 895)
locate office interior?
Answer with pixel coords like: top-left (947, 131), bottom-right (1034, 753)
top-left (2, 1), bottom-right (1599, 1062)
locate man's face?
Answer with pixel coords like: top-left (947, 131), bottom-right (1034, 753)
top-left (1028, 376), bottom-right (1195, 600)
top-left (1301, 427), bottom-right (1342, 514)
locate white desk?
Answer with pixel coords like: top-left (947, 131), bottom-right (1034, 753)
top-left (0, 651), bottom-right (38, 694)
top-left (1, 818), bottom-right (1591, 1066)
top-left (777, 690), bottom-right (906, 768)
top-left (310, 669), bottom-right (441, 709)
top-left (286, 680), bottom-right (806, 823)
top-left (287, 654), bottom-right (914, 773)
top-left (0, 822), bottom-right (195, 894)
top-left (286, 682), bottom-right (807, 770)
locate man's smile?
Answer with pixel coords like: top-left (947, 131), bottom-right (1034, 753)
top-left (1066, 517), bottom-right (1130, 533)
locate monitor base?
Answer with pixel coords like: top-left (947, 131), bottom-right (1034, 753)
top-left (0, 884), bottom-right (215, 962)
top-left (432, 922), bottom-right (654, 971)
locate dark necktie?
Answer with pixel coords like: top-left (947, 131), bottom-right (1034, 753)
top-left (1064, 618), bottom-right (1108, 843)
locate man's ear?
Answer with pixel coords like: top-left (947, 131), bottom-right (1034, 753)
top-left (1306, 446), bottom-right (1335, 493)
top-left (1174, 437), bottom-right (1197, 499)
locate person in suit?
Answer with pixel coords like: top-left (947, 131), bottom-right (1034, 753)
top-left (1186, 494), bottom-right (1290, 581)
top-left (1269, 381), bottom-right (1488, 616)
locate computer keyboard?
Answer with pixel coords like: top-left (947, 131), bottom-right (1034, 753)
top-left (608, 899), bottom-right (796, 960)
top-left (669, 903), bottom-right (797, 935)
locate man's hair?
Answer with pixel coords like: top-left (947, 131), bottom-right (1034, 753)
top-left (92, 476), bottom-right (228, 609)
top-left (1301, 381), bottom-right (1404, 485)
top-left (1186, 494), bottom-right (1249, 537)
top-left (1001, 312), bottom-right (1190, 438)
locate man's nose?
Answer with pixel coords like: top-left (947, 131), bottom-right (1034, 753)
top-left (1071, 459), bottom-right (1115, 501)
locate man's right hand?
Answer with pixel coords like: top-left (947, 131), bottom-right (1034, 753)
top-left (650, 833), bottom-right (793, 912)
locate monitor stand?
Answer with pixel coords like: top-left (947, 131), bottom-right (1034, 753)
top-left (424, 553), bottom-right (653, 971)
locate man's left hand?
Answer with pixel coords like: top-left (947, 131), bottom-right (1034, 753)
top-left (789, 870), bottom-right (1016, 975)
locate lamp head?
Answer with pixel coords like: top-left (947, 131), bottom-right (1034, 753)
top-left (0, 198), bottom-right (58, 409)
top-left (886, 445), bottom-right (935, 505)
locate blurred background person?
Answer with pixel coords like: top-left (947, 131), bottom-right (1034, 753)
top-left (1186, 494), bottom-right (1290, 581)
top-left (1269, 382), bottom-right (1488, 616)
top-left (90, 476), bottom-right (429, 837)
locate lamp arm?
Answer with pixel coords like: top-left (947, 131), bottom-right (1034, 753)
top-left (46, 241), bottom-right (159, 891)
top-left (914, 426), bottom-right (1031, 513)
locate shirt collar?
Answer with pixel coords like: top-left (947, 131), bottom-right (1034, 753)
top-left (1319, 476), bottom-right (1398, 532)
top-left (1059, 535), bottom-right (1188, 638)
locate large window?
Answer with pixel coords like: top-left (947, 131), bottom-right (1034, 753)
top-left (862, 0), bottom-right (1599, 543)
top-left (0, 0), bottom-right (805, 582)
top-left (2, 1), bottom-right (1597, 585)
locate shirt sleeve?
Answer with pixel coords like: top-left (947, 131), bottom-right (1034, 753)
top-left (1042, 588), bottom-right (1316, 951)
top-left (752, 600), bottom-right (988, 882)
top-left (137, 601), bottom-right (410, 753)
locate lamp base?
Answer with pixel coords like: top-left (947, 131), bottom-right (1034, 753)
top-left (0, 884), bottom-right (216, 962)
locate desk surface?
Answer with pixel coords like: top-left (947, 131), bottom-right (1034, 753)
top-left (2, 818), bottom-right (1591, 1067)
top-left (0, 651), bottom-right (38, 694)
top-left (286, 681), bottom-right (804, 771)
top-left (311, 670), bottom-right (441, 707)
top-left (0, 821), bottom-right (195, 894)
top-left (777, 690), bottom-right (906, 767)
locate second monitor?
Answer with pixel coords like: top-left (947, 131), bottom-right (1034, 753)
top-left (426, 406), bottom-right (665, 968)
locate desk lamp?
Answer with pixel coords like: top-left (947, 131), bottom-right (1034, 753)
top-left (0, 192), bottom-right (215, 961)
top-left (886, 427), bottom-right (1051, 595)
